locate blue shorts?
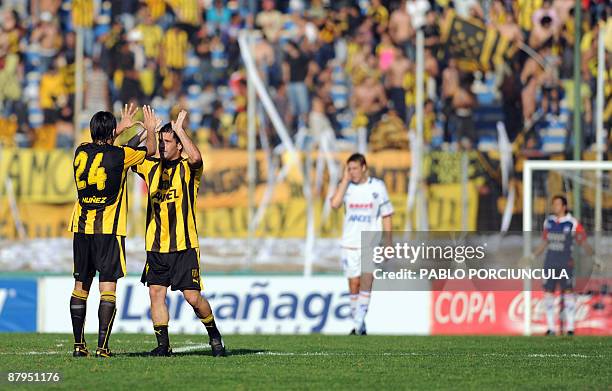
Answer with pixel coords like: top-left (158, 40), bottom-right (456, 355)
top-left (542, 264), bottom-right (574, 292)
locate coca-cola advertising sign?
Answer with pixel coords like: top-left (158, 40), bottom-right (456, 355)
top-left (432, 290), bottom-right (612, 335)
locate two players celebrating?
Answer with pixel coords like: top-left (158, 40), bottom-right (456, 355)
top-left (69, 105), bottom-right (225, 358)
top-left (69, 105), bottom-right (595, 353)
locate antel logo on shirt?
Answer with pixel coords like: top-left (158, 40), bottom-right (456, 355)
top-left (349, 203), bottom-right (373, 209)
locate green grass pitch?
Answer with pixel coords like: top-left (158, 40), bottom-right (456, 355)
top-left (0, 334), bottom-right (610, 390)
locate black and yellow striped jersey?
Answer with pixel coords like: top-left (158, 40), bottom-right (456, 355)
top-left (144, 0), bottom-right (166, 21)
top-left (69, 144), bottom-right (147, 236)
top-left (516, 0), bottom-right (543, 31)
top-left (167, 0), bottom-right (199, 26)
top-left (136, 23), bottom-right (164, 59)
top-left (368, 5), bottom-right (388, 27)
top-left (72, 0), bottom-right (95, 28)
top-left (133, 157), bottom-right (203, 253)
top-left (163, 28), bottom-right (189, 69)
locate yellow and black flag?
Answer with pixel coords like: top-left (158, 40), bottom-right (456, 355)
top-left (440, 10), bottom-right (517, 72)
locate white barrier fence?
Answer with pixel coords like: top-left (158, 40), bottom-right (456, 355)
top-left (38, 276), bottom-right (431, 335)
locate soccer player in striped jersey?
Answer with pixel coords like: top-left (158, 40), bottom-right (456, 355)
top-left (69, 104), bottom-right (156, 358)
top-left (130, 110), bottom-right (225, 357)
top-left (330, 153), bottom-right (394, 335)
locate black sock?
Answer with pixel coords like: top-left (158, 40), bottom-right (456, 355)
top-left (199, 314), bottom-right (221, 340)
top-left (70, 290), bottom-right (88, 346)
top-left (98, 291), bottom-right (117, 350)
top-left (153, 324), bottom-right (170, 347)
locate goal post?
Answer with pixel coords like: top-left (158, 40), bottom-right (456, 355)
top-left (522, 160), bottom-right (612, 335)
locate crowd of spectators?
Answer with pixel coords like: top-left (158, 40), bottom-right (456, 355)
top-left (0, 0), bottom-right (609, 154)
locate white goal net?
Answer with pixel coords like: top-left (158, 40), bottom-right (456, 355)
top-left (522, 160), bottom-right (612, 335)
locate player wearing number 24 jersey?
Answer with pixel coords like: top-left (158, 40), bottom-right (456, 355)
top-left (69, 140), bottom-right (148, 236)
top-left (68, 104), bottom-right (156, 359)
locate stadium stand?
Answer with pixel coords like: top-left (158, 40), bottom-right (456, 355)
top-left (0, 0), bottom-right (608, 153)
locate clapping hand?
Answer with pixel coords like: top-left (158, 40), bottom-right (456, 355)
top-left (171, 110), bottom-right (187, 133)
top-left (142, 105), bottom-right (161, 132)
top-left (115, 103), bottom-right (139, 137)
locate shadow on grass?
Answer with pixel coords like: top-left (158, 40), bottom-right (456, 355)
top-left (118, 348), bottom-right (266, 358)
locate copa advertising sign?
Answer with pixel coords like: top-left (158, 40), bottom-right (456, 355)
top-left (431, 290), bottom-right (612, 335)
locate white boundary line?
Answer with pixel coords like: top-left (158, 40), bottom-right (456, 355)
top-left (172, 344), bottom-right (210, 353)
top-left (0, 349), bottom-right (605, 359)
top-left (254, 352), bottom-right (601, 358)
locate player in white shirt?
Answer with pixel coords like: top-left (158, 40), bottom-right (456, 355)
top-left (331, 153), bottom-right (393, 335)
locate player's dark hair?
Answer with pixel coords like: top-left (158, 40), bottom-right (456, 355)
top-left (158, 122), bottom-right (182, 181)
top-left (540, 15), bottom-right (552, 26)
top-left (212, 100), bottom-right (223, 111)
top-left (552, 195), bottom-right (568, 208)
top-left (347, 153), bottom-right (367, 167)
top-left (90, 111), bottom-right (116, 143)
top-left (285, 40), bottom-right (299, 52)
top-left (159, 123), bottom-right (181, 144)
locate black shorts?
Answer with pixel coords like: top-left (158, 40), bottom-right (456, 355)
top-left (543, 265), bottom-right (574, 292)
top-left (73, 233), bottom-right (126, 282)
top-left (141, 248), bottom-right (201, 291)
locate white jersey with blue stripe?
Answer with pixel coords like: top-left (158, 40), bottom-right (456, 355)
top-left (341, 177), bottom-right (393, 248)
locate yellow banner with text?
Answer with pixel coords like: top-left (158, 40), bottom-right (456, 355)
top-left (0, 149), bottom-right (483, 238)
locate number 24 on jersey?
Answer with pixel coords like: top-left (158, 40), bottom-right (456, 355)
top-left (74, 152), bottom-right (108, 190)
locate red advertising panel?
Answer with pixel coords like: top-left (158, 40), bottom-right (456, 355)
top-left (432, 290), bottom-right (612, 335)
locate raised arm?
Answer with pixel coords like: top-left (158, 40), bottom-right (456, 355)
top-left (172, 110), bottom-right (202, 166)
top-left (115, 103), bottom-right (139, 139)
top-left (141, 105), bottom-right (160, 157)
top-left (330, 165), bottom-right (351, 209)
top-left (126, 129), bottom-right (145, 148)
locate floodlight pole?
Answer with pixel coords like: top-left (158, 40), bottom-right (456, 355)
top-left (522, 162), bottom-right (533, 336)
top-left (74, 27), bottom-right (84, 149)
top-left (415, 30), bottom-right (425, 230)
top-left (247, 31), bottom-right (257, 270)
top-left (595, 25), bottom-right (605, 236)
top-left (572, 0), bottom-right (582, 220)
